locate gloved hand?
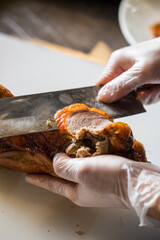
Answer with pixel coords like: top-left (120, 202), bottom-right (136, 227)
top-left (97, 37), bottom-right (160, 104)
top-left (25, 153), bottom-right (160, 227)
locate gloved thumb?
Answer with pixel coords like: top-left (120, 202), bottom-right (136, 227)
top-left (98, 63), bottom-right (145, 103)
top-left (53, 153), bottom-right (80, 183)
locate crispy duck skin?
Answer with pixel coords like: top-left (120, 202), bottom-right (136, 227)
top-left (0, 84), bottom-right (14, 98)
top-left (0, 85), bottom-right (147, 176)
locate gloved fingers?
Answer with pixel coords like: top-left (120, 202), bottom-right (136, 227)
top-left (53, 153), bottom-right (81, 183)
top-left (98, 63), bottom-right (145, 103)
top-left (96, 59), bottom-right (124, 86)
top-left (25, 174), bottom-right (77, 199)
top-left (96, 49), bottom-right (134, 86)
top-left (136, 85), bottom-right (160, 105)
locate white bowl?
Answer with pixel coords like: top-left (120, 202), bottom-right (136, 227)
top-left (118, 0), bottom-right (160, 45)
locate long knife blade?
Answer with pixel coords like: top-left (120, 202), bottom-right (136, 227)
top-left (0, 86), bottom-right (145, 138)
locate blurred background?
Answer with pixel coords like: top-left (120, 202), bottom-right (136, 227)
top-left (0, 0), bottom-right (127, 53)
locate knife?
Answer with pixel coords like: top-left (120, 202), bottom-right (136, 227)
top-left (0, 86), bottom-right (145, 138)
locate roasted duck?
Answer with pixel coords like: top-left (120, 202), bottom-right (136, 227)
top-left (0, 85), bottom-right (147, 176)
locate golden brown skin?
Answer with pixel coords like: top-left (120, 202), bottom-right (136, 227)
top-left (0, 84), bottom-right (14, 98)
top-left (0, 85), bottom-right (147, 176)
top-left (0, 131), bottom-right (71, 176)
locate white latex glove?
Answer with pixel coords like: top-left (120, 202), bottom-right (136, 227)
top-left (97, 37), bottom-right (160, 104)
top-left (26, 153), bottom-right (160, 227)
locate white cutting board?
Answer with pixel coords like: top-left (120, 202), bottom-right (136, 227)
top-left (0, 33), bottom-right (160, 240)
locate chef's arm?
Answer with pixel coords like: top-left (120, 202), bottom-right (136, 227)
top-left (148, 197), bottom-right (160, 221)
top-left (97, 37), bottom-right (160, 105)
top-left (25, 153), bottom-right (160, 227)
top-left (125, 162), bottom-right (160, 226)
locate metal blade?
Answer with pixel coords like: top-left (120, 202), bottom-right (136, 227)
top-left (0, 86), bottom-right (146, 138)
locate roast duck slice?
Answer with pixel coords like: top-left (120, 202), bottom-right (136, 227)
top-left (0, 85), bottom-right (147, 177)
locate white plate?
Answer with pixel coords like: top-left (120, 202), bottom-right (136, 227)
top-left (0, 33), bottom-right (160, 239)
top-left (118, 0), bottom-right (160, 44)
